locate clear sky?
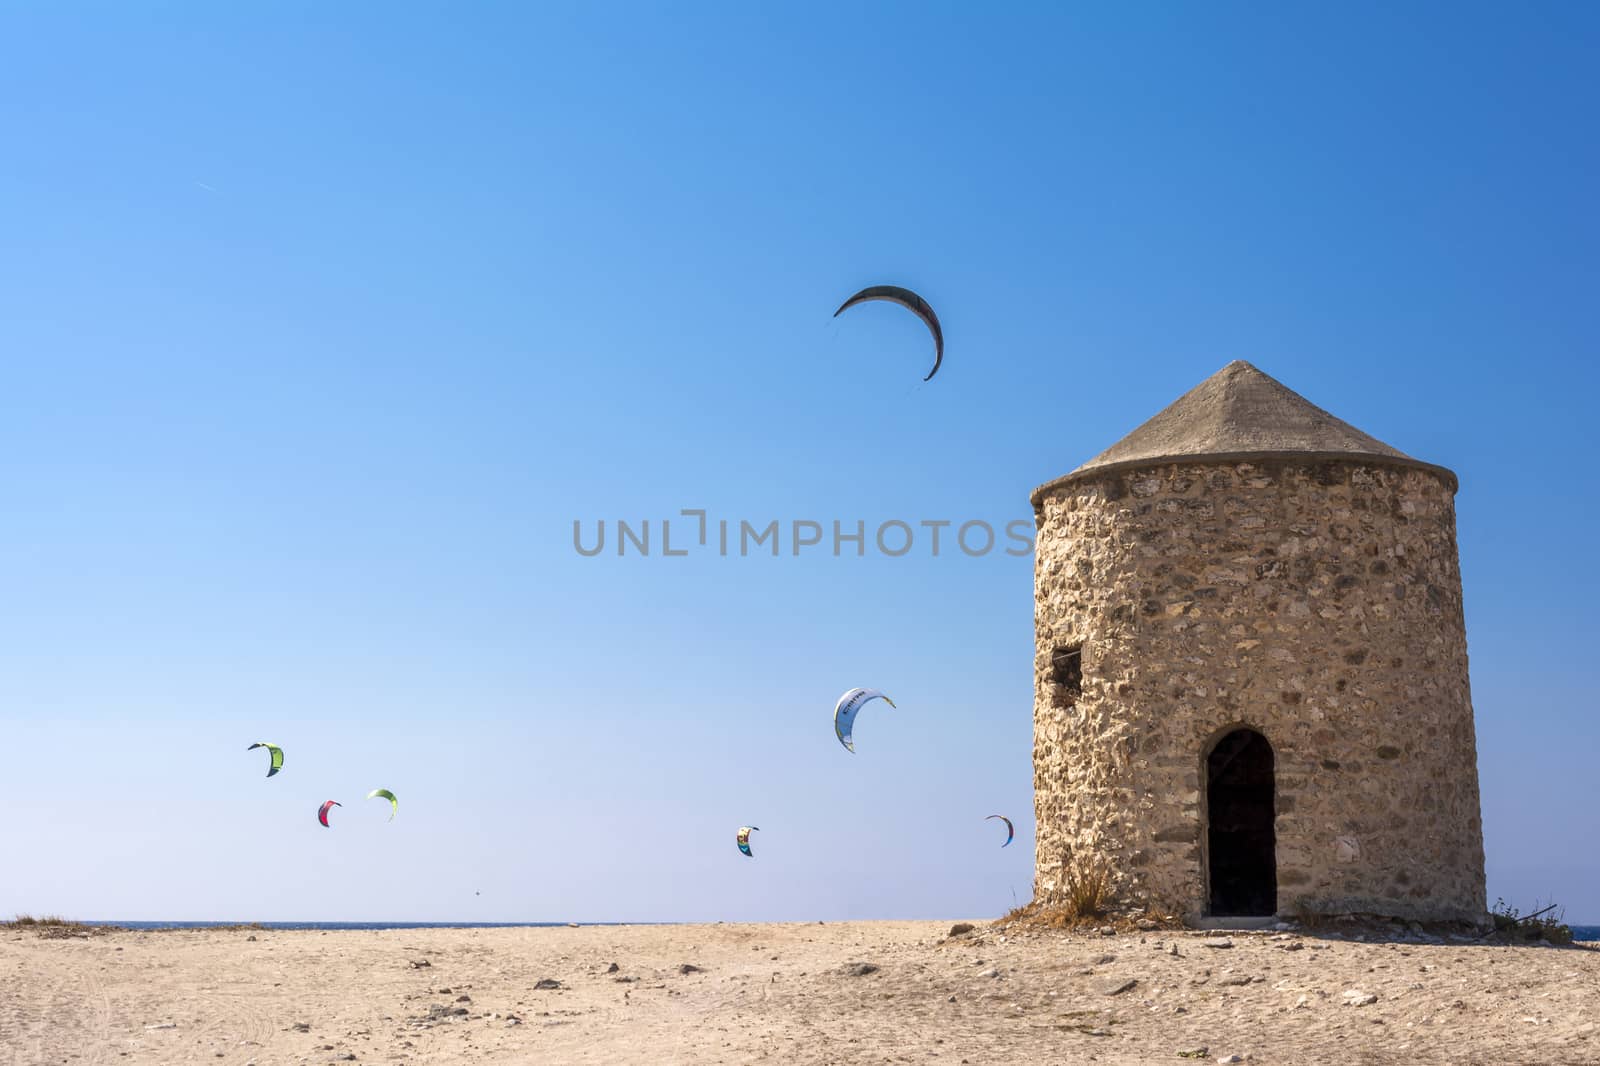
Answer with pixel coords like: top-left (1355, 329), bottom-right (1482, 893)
top-left (2, 4), bottom-right (1595, 924)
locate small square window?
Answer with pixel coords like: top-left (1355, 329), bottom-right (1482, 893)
top-left (1050, 644), bottom-right (1083, 706)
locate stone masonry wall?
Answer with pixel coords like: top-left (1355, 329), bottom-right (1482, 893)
top-left (1032, 459), bottom-right (1487, 923)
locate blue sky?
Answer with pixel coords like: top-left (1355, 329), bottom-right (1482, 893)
top-left (1, 3), bottom-right (1595, 923)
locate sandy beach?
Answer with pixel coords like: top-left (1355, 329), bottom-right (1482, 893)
top-left (4, 920), bottom-right (1597, 1065)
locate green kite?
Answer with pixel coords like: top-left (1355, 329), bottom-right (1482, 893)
top-left (247, 742), bottom-right (284, 777)
top-left (367, 788), bottom-right (398, 821)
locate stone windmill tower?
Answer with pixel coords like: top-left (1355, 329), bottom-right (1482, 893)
top-left (1030, 361), bottom-right (1486, 924)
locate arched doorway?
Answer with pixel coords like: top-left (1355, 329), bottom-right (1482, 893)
top-left (1206, 728), bottom-right (1276, 916)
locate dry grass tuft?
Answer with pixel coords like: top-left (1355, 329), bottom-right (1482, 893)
top-left (3, 915), bottom-right (113, 939)
top-left (1058, 854), bottom-right (1113, 917)
top-left (1490, 898), bottom-right (1574, 946)
top-left (994, 855), bottom-right (1145, 933)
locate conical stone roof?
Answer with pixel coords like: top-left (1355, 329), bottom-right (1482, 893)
top-left (1031, 361), bottom-right (1456, 504)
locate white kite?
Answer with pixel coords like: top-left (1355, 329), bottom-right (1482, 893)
top-left (833, 688), bottom-right (896, 753)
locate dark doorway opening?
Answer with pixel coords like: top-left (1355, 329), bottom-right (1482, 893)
top-left (1206, 729), bottom-right (1276, 916)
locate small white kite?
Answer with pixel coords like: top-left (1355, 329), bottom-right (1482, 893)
top-left (833, 688), bottom-right (895, 753)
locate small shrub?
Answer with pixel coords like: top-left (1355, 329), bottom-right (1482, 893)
top-left (1491, 897), bottom-right (1573, 946)
top-left (3, 915), bottom-right (111, 938)
top-left (1059, 854), bottom-right (1113, 920)
top-left (997, 854), bottom-right (1115, 931)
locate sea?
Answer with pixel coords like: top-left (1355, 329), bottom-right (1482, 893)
top-left (84, 921), bottom-right (597, 931)
top-left (76, 921), bottom-right (1600, 937)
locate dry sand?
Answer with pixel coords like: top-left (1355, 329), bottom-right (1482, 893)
top-left (3, 920), bottom-right (1597, 1065)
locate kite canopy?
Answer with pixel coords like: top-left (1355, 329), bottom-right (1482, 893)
top-left (986, 814), bottom-right (1015, 848)
top-left (833, 285), bottom-right (944, 381)
top-left (736, 826), bottom-right (759, 858)
top-left (247, 742), bottom-right (284, 777)
top-left (318, 800), bottom-right (341, 828)
top-left (833, 688), bottom-right (895, 753)
top-left (367, 788), bottom-right (398, 821)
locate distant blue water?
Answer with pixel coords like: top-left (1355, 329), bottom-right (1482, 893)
top-left (86, 921), bottom-right (587, 931)
top-left (73, 921), bottom-right (1600, 937)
